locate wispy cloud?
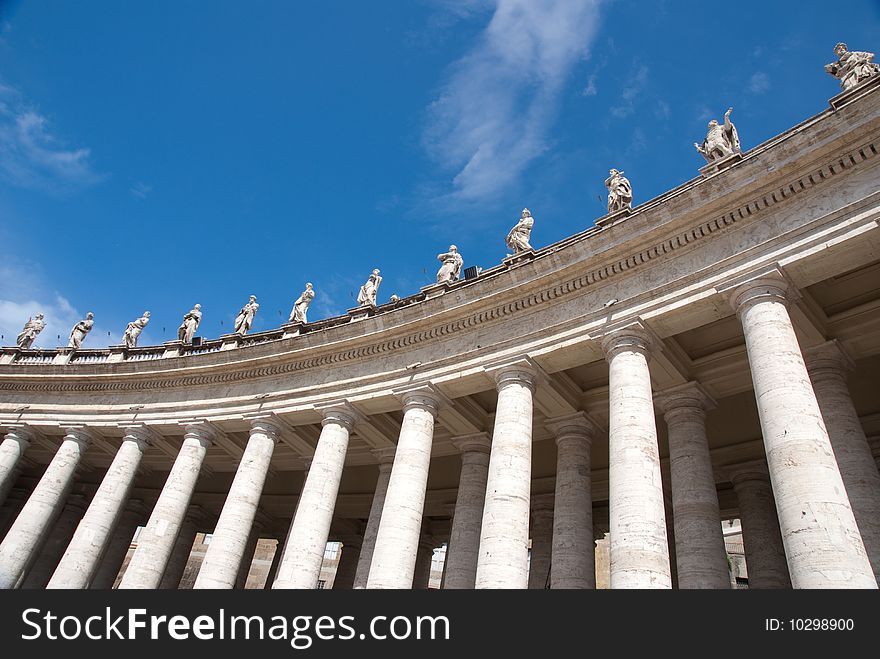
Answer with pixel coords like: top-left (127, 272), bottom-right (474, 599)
top-left (748, 71), bottom-right (770, 94)
top-left (0, 81), bottom-right (104, 193)
top-left (609, 61), bottom-right (648, 118)
top-left (422, 0), bottom-right (604, 206)
top-left (130, 181), bottom-right (152, 199)
top-left (582, 73), bottom-right (598, 97)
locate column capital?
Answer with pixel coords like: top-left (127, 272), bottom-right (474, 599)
top-left (59, 425), bottom-right (98, 447)
top-left (370, 447), bottom-right (397, 465)
top-left (655, 381), bottom-right (716, 422)
top-left (178, 419), bottom-right (218, 447)
top-left (314, 400), bottom-right (364, 431)
top-left (721, 459), bottom-right (771, 486)
top-left (2, 423), bottom-right (37, 445)
top-left (803, 339), bottom-right (854, 380)
top-left (243, 413), bottom-right (285, 440)
top-left (719, 267), bottom-right (800, 315)
top-left (451, 432), bottom-right (491, 455)
top-left (599, 321), bottom-right (658, 362)
top-left (393, 383), bottom-right (451, 415)
top-left (545, 411), bottom-right (600, 444)
top-left (483, 355), bottom-right (544, 392)
top-left (117, 423), bottom-right (160, 449)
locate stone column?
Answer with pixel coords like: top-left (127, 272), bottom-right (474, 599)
top-left (353, 450), bottom-right (395, 588)
top-left (0, 426), bottom-right (92, 589)
top-left (21, 494), bottom-right (89, 589)
top-left (274, 404), bottom-right (359, 589)
top-left (332, 536), bottom-right (362, 589)
top-left (0, 425), bottom-right (34, 508)
top-left (412, 536), bottom-right (436, 589)
top-left (474, 359), bottom-right (538, 589)
top-left (527, 498), bottom-right (554, 589)
top-left (546, 413), bottom-right (596, 589)
top-left (263, 539), bottom-right (283, 590)
top-left (805, 341), bottom-right (880, 580)
top-left (725, 461), bottom-right (791, 588)
top-left (89, 499), bottom-right (146, 589)
top-left (656, 383), bottom-right (730, 589)
top-left (729, 276), bottom-right (875, 588)
top-left (443, 433), bottom-right (491, 589)
top-left (194, 417), bottom-right (280, 589)
top-left (602, 325), bottom-right (671, 589)
top-left (158, 506), bottom-right (207, 589)
top-left (367, 385), bottom-right (445, 589)
top-left (0, 488), bottom-right (27, 542)
top-left (48, 425), bottom-right (154, 589)
top-left (234, 525), bottom-right (263, 590)
top-left (118, 421), bottom-right (214, 589)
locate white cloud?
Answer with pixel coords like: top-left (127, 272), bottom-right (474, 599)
top-left (0, 81), bottom-right (104, 193)
top-left (748, 71), bottom-right (770, 94)
top-left (610, 62), bottom-right (648, 118)
top-left (423, 0), bottom-right (604, 204)
top-left (130, 181), bottom-right (152, 198)
top-left (582, 73), bottom-right (598, 96)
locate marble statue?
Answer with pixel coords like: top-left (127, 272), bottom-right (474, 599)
top-left (123, 311), bottom-right (151, 348)
top-left (506, 209), bottom-right (534, 253)
top-left (825, 42), bottom-right (879, 91)
top-left (178, 304), bottom-right (202, 343)
top-left (68, 312), bottom-right (94, 349)
top-left (436, 245), bottom-right (464, 283)
top-left (389, 294), bottom-right (400, 303)
top-left (605, 169), bottom-right (633, 213)
top-left (16, 313), bottom-right (45, 349)
top-left (357, 269), bottom-right (382, 307)
top-left (289, 283), bottom-right (315, 323)
top-left (234, 295), bottom-right (259, 336)
top-left (695, 107), bottom-right (741, 163)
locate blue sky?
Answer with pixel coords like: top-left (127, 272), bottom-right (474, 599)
top-left (1, 0), bottom-right (879, 348)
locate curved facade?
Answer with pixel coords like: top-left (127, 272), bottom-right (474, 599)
top-left (1, 78), bottom-right (879, 589)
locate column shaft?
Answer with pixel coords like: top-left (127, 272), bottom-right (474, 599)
top-left (234, 528), bottom-right (261, 589)
top-left (528, 507), bottom-right (553, 589)
top-left (412, 540), bottom-right (435, 589)
top-left (0, 427), bottom-right (33, 508)
top-left (332, 540), bottom-right (361, 589)
top-left (21, 494), bottom-right (89, 589)
top-left (158, 515), bottom-right (202, 590)
top-left (89, 500), bottom-right (145, 589)
top-left (353, 457), bottom-right (393, 588)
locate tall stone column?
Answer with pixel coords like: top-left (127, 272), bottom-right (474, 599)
top-left (443, 433), bottom-right (491, 589)
top-left (0, 488), bottom-right (28, 542)
top-left (412, 536), bottom-right (436, 589)
top-left (805, 341), bottom-right (880, 580)
top-left (48, 425), bottom-right (154, 589)
top-left (527, 498), bottom-right (554, 589)
top-left (475, 358), bottom-right (539, 589)
top-left (263, 539), bottom-right (283, 590)
top-left (0, 426), bottom-right (92, 589)
top-left (89, 499), bottom-right (146, 589)
top-left (0, 425), bottom-right (34, 508)
top-left (158, 506), bottom-right (208, 589)
top-left (602, 325), bottom-right (671, 589)
top-left (332, 535), bottom-right (362, 589)
top-left (546, 412), bottom-right (596, 589)
top-left (195, 417), bottom-right (280, 589)
top-left (353, 449), bottom-right (395, 588)
top-left (729, 276), bottom-right (876, 588)
top-left (274, 404), bottom-right (359, 589)
top-left (21, 494), bottom-right (89, 589)
top-left (724, 461), bottom-right (791, 588)
top-left (656, 383), bottom-right (730, 589)
top-left (234, 525), bottom-right (263, 590)
top-left (367, 385), bottom-right (445, 589)
top-left (118, 421), bottom-right (214, 589)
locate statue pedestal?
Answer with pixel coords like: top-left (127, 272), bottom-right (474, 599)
top-left (699, 152), bottom-right (742, 177)
top-left (53, 347), bottom-right (74, 365)
top-left (219, 333), bottom-right (244, 351)
top-left (829, 73), bottom-right (880, 110)
top-left (503, 250), bottom-right (536, 266)
top-left (595, 207), bottom-right (632, 229)
top-left (281, 322), bottom-right (304, 339)
top-left (348, 305), bottom-right (375, 322)
top-left (162, 340), bottom-right (184, 358)
top-left (420, 281), bottom-right (452, 300)
top-left (108, 344), bottom-right (127, 363)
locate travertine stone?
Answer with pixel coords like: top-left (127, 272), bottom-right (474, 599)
top-left (527, 498), bottom-right (554, 589)
top-left (158, 507), bottom-right (207, 589)
top-left (602, 325), bottom-right (671, 589)
top-left (234, 526), bottom-right (262, 589)
top-left (805, 340), bottom-right (880, 580)
top-left (0, 427), bottom-right (92, 589)
top-left (118, 422), bottom-right (214, 589)
top-left (274, 404), bottom-right (358, 589)
top-left (21, 494), bottom-right (89, 589)
top-left (656, 383), bottom-right (730, 589)
top-left (332, 536), bottom-right (362, 589)
top-left (695, 107), bottom-right (741, 163)
top-left (725, 461), bottom-right (791, 588)
top-left (730, 277), bottom-right (876, 588)
top-left (443, 433), bottom-right (491, 589)
top-left (436, 245), bottom-right (463, 283)
top-left (195, 417), bottom-right (279, 589)
top-left (825, 42), bottom-right (879, 90)
top-left (605, 169), bottom-right (632, 213)
top-left (357, 270), bottom-right (382, 307)
top-left (475, 359), bottom-right (539, 589)
top-left (48, 426), bottom-right (154, 589)
top-left (0, 425), bottom-right (34, 508)
top-left (89, 499), bottom-right (146, 589)
top-left (506, 209), bottom-right (534, 253)
top-left (367, 386), bottom-right (444, 589)
top-left (546, 412), bottom-right (597, 589)
top-left (68, 313), bottom-right (94, 349)
top-left (412, 536), bottom-right (436, 589)
top-left (353, 450), bottom-right (395, 588)
top-left (234, 296), bottom-right (259, 336)
top-left (177, 304), bottom-right (202, 343)
top-left (16, 314), bottom-right (45, 349)
top-left (123, 312), bottom-right (150, 348)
